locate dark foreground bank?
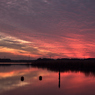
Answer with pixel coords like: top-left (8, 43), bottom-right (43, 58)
top-left (31, 58), bottom-right (95, 76)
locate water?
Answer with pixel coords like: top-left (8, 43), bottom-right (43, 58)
top-left (0, 63), bottom-right (95, 95)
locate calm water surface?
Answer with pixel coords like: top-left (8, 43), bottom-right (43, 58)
top-left (0, 63), bottom-right (95, 95)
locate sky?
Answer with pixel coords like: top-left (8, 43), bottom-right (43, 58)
top-left (0, 0), bottom-right (95, 59)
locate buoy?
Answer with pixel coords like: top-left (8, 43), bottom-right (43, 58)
top-left (39, 76), bottom-right (42, 81)
top-left (21, 76), bottom-right (24, 81)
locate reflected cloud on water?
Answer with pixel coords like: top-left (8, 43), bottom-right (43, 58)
top-left (0, 64), bottom-right (51, 94)
top-left (0, 64), bottom-right (95, 95)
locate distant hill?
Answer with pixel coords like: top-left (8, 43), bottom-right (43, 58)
top-left (0, 58), bottom-right (11, 62)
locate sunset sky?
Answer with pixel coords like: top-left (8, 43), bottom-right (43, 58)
top-left (0, 0), bottom-right (95, 59)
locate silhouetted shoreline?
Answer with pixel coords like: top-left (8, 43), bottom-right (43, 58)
top-left (31, 58), bottom-right (95, 76)
top-left (0, 58), bottom-right (95, 62)
top-left (0, 58), bottom-right (95, 76)
top-left (0, 58), bottom-right (34, 62)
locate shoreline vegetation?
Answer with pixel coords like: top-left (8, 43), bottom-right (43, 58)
top-left (31, 58), bottom-right (95, 76)
top-left (0, 58), bottom-right (95, 62)
top-left (0, 58), bottom-right (95, 76)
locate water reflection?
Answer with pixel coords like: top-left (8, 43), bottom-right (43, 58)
top-left (38, 68), bottom-right (61, 88)
top-left (59, 68), bottom-right (60, 88)
top-left (0, 63), bottom-right (95, 95)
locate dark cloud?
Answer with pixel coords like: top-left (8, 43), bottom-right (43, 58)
top-left (0, 34), bottom-right (41, 55)
top-left (0, 0), bottom-right (95, 34)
